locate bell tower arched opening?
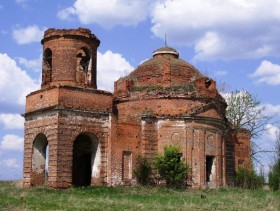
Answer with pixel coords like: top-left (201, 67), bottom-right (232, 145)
top-left (72, 133), bottom-right (100, 187)
top-left (76, 47), bottom-right (92, 85)
top-left (42, 48), bottom-right (52, 86)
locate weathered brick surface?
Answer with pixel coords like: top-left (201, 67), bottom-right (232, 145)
top-left (23, 28), bottom-right (112, 188)
top-left (26, 86), bottom-right (112, 113)
top-left (235, 129), bottom-right (251, 170)
top-left (23, 28), bottom-right (251, 189)
top-left (41, 28), bottom-right (99, 89)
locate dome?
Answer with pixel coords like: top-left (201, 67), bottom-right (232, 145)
top-left (125, 46), bottom-right (202, 87)
top-left (114, 46), bottom-right (224, 102)
top-left (152, 46), bottom-right (179, 57)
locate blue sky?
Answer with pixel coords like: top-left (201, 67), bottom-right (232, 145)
top-left (0, 0), bottom-right (279, 180)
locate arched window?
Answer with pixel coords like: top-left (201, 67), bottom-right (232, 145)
top-left (42, 48), bottom-right (52, 85)
top-left (77, 47), bottom-right (90, 73)
top-left (76, 47), bottom-right (92, 84)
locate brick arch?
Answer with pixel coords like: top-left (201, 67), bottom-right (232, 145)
top-left (31, 133), bottom-right (48, 186)
top-left (72, 132), bottom-right (102, 187)
top-left (71, 129), bottom-right (105, 146)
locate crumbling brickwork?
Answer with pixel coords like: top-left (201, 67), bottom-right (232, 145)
top-left (235, 128), bottom-right (251, 170)
top-left (23, 28), bottom-right (251, 189)
top-left (23, 28), bottom-right (112, 188)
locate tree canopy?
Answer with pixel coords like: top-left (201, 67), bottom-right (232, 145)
top-left (222, 90), bottom-right (274, 162)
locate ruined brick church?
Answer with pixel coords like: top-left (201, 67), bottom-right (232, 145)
top-left (23, 28), bottom-right (251, 189)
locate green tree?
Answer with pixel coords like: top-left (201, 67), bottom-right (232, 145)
top-left (223, 90), bottom-right (274, 162)
top-left (155, 145), bottom-right (190, 188)
top-left (235, 167), bottom-right (265, 189)
top-left (268, 131), bottom-right (280, 191)
top-left (133, 156), bottom-right (152, 186)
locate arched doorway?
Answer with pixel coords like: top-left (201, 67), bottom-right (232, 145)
top-left (32, 133), bottom-right (48, 186)
top-left (72, 133), bottom-right (100, 187)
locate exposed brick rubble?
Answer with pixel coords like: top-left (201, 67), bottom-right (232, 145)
top-left (23, 28), bottom-right (251, 189)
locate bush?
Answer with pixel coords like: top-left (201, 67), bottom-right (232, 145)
top-left (268, 160), bottom-right (280, 191)
top-left (155, 145), bottom-right (190, 188)
top-left (235, 167), bottom-right (264, 189)
top-left (133, 156), bottom-right (152, 186)
top-left (268, 135), bottom-right (280, 191)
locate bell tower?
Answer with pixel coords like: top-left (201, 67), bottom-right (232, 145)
top-left (41, 28), bottom-right (100, 88)
top-left (23, 28), bottom-right (113, 188)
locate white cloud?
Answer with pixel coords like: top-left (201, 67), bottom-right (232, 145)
top-left (0, 159), bottom-right (20, 169)
top-left (151, 0), bottom-right (280, 60)
top-left (265, 124), bottom-right (279, 142)
top-left (57, 7), bottom-right (76, 20)
top-left (57, 0), bottom-right (280, 59)
top-left (15, 0), bottom-right (28, 7)
top-left (263, 104), bottom-right (280, 117)
top-left (194, 32), bottom-right (225, 61)
top-left (250, 60), bottom-right (280, 85)
top-left (213, 70), bottom-right (227, 76)
top-left (0, 134), bottom-right (24, 151)
top-left (57, 0), bottom-right (151, 29)
top-left (0, 114), bottom-right (24, 129)
top-left (0, 53), bottom-right (40, 105)
top-left (97, 50), bottom-right (134, 91)
top-left (17, 55), bottom-right (42, 72)
top-left (12, 25), bottom-right (46, 44)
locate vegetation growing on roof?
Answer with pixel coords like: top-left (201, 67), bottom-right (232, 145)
top-left (130, 83), bottom-right (196, 93)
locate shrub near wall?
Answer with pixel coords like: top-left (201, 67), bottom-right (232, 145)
top-left (235, 167), bottom-right (265, 189)
top-left (133, 156), bottom-right (152, 186)
top-left (155, 145), bottom-right (190, 188)
top-left (268, 160), bottom-right (280, 191)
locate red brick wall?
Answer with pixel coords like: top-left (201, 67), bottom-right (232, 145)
top-left (235, 129), bottom-right (251, 170)
top-left (23, 28), bottom-right (114, 189)
top-left (23, 114), bottom-right (59, 188)
top-left (23, 110), bottom-right (111, 188)
top-left (116, 98), bottom-right (224, 123)
top-left (41, 28), bottom-right (99, 89)
top-left (26, 86), bottom-right (112, 113)
top-left (23, 27), bottom-right (252, 190)
top-left (112, 94), bottom-right (227, 188)
top-left (25, 88), bottom-right (59, 113)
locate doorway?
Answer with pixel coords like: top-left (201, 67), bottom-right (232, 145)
top-left (32, 133), bottom-right (48, 186)
top-left (72, 133), bottom-right (99, 187)
top-left (206, 156), bottom-right (215, 183)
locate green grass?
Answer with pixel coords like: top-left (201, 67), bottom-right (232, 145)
top-left (0, 181), bottom-right (279, 211)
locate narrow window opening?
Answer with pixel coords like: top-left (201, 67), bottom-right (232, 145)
top-left (206, 156), bottom-right (215, 182)
top-left (44, 50), bottom-right (52, 69)
top-left (42, 48), bottom-right (52, 85)
top-left (205, 78), bottom-right (211, 88)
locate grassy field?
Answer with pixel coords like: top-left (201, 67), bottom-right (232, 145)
top-left (0, 181), bottom-right (279, 211)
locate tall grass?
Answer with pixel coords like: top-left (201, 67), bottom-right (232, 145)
top-left (0, 181), bottom-right (279, 210)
